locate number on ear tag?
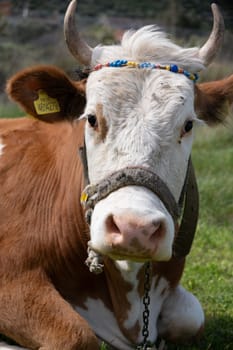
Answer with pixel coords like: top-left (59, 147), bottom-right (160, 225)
top-left (34, 90), bottom-right (60, 115)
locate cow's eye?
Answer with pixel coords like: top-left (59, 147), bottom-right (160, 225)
top-left (87, 114), bottom-right (97, 128)
top-left (183, 120), bottom-right (193, 133)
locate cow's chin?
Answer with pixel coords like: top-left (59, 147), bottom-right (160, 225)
top-left (108, 252), bottom-right (172, 263)
top-left (88, 241), bottom-right (173, 263)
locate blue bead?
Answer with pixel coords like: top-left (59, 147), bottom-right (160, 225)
top-left (121, 60), bottom-right (127, 65)
top-left (170, 64), bottom-right (178, 73)
top-left (183, 71), bottom-right (190, 77)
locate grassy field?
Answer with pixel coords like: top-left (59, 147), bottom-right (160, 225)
top-left (169, 124), bottom-right (233, 350)
top-left (0, 108), bottom-right (232, 349)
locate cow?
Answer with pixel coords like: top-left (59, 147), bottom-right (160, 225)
top-left (0, 1), bottom-right (233, 349)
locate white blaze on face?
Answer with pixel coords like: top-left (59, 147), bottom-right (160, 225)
top-left (84, 67), bottom-right (197, 261)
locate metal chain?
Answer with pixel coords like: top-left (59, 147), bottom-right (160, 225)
top-left (142, 261), bottom-right (152, 346)
top-left (136, 261), bottom-right (155, 350)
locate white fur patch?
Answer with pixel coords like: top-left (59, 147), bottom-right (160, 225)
top-left (128, 278), bottom-right (169, 344)
top-left (92, 25), bottom-right (204, 71)
top-left (0, 342), bottom-right (28, 350)
top-left (75, 262), bottom-right (170, 347)
top-left (0, 139), bottom-right (5, 156)
top-left (118, 263), bottom-right (169, 344)
top-left (75, 299), bottom-right (133, 350)
top-left (158, 285), bottom-right (204, 339)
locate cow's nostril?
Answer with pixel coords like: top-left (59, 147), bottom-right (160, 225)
top-left (105, 215), bottom-right (121, 235)
top-left (149, 222), bottom-right (165, 243)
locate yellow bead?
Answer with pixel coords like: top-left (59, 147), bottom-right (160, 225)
top-left (128, 61), bottom-right (137, 67)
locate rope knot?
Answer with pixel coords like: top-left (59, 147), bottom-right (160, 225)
top-left (85, 246), bottom-right (104, 274)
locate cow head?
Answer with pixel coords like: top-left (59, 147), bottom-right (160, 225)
top-left (65, 0), bottom-right (231, 261)
top-left (64, 1), bottom-right (232, 264)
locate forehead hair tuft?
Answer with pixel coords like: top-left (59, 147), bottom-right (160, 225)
top-left (92, 25), bottom-right (204, 73)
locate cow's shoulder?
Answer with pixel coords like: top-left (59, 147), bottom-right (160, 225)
top-left (0, 114), bottom-right (86, 277)
top-left (0, 116), bottom-right (74, 173)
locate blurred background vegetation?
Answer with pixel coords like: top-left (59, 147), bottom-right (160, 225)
top-left (0, 0), bottom-right (233, 109)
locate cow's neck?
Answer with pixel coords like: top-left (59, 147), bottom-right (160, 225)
top-left (102, 257), bottom-right (185, 344)
top-left (102, 259), bottom-right (143, 343)
top-left (102, 259), bottom-right (158, 344)
top-left (46, 120), bottom-right (87, 243)
top-left (46, 120), bottom-right (91, 291)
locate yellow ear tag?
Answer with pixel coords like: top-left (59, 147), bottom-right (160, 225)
top-left (34, 90), bottom-right (60, 115)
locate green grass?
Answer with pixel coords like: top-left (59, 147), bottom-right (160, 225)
top-left (0, 102), bottom-right (24, 118)
top-left (168, 124), bottom-right (233, 350)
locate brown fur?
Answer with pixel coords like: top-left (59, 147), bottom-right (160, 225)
top-left (96, 103), bottom-right (109, 142)
top-left (195, 74), bottom-right (233, 124)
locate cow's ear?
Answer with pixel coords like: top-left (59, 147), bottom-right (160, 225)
top-left (195, 75), bottom-right (233, 125)
top-left (6, 65), bottom-right (86, 122)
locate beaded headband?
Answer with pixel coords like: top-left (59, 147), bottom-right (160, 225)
top-left (93, 59), bottom-right (199, 82)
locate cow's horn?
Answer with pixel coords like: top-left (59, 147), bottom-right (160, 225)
top-left (64, 0), bottom-right (93, 66)
top-left (199, 3), bottom-right (224, 66)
